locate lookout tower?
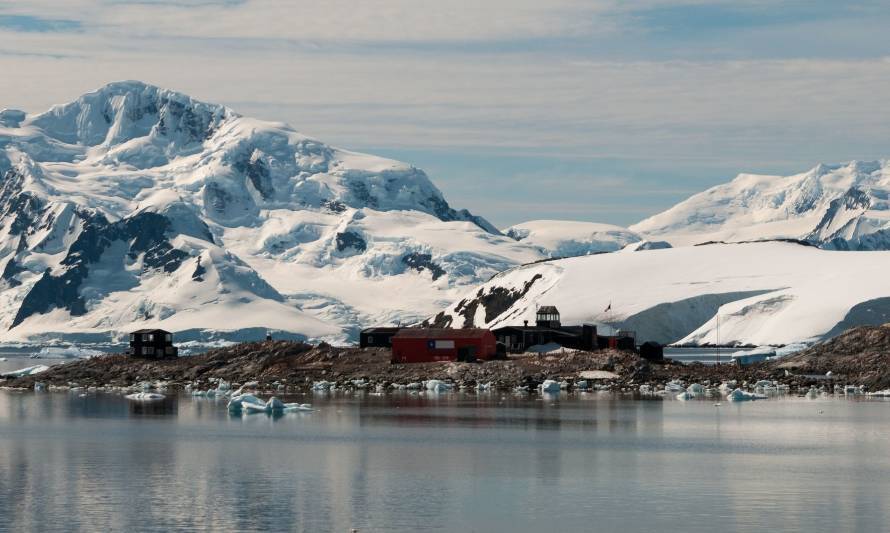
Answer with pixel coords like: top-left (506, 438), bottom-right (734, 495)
top-left (535, 306), bottom-right (561, 329)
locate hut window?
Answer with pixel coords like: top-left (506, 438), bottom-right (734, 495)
top-left (165, 333), bottom-right (172, 342)
top-left (368, 335), bottom-right (374, 344)
top-left (129, 334), bottom-right (135, 341)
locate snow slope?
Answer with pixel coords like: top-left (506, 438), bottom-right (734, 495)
top-left (429, 241), bottom-right (890, 346)
top-left (504, 220), bottom-right (644, 257)
top-left (0, 81), bottom-right (542, 344)
top-left (631, 160), bottom-right (890, 249)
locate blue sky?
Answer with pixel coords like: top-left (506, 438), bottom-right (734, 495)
top-left (1, 0), bottom-right (889, 227)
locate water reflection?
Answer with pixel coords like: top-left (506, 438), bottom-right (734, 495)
top-left (1, 391), bottom-right (890, 531)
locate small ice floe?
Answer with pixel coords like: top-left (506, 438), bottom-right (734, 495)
top-left (34, 381), bottom-right (46, 391)
top-left (424, 380), bottom-right (452, 393)
top-left (639, 384), bottom-right (652, 395)
top-left (476, 382), bottom-right (492, 392)
top-left (806, 387), bottom-right (820, 399)
top-left (0, 357), bottom-right (6, 362)
top-left (676, 391), bottom-right (694, 401)
top-left (125, 392), bottom-right (166, 401)
top-left (868, 389), bottom-right (890, 397)
top-left (727, 388), bottom-right (767, 402)
top-left (406, 382), bottom-right (422, 390)
top-left (513, 385), bottom-right (529, 394)
top-left (1, 365), bottom-right (50, 378)
top-left (233, 394), bottom-right (313, 414)
top-left (575, 380), bottom-right (589, 391)
top-left (540, 380), bottom-right (561, 394)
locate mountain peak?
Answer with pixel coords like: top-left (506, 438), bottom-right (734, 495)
top-left (27, 81), bottom-right (234, 148)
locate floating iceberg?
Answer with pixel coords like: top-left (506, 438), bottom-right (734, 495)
top-left (475, 382), bottom-right (492, 392)
top-left (125, 392), bottom-right (166, 401)
top-left (676, 391), bottom-right (695, 401)
top-left (575, 380), bottom-right (589, 390)
top-left (639, 384), bottom-right (653, 395)
top-left (2, 365), bottom-right (50, 378)
top-left (540, 380), bottom-right (561, 394)
top-left (34, 381), bottom-right (46, 391)
top-left (664, 380), bottom-right (685, 392)
top-left (806, 387), bottom-right (820, 399)
top-left (227, 393), bottom-right (263, 412)
top-left (727, 388), bottom-right (767, 402)
top-left (38, 346), bottom-right (103, 359)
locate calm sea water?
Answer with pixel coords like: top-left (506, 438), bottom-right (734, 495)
top-left (2, 384), bottom-right (890, 533)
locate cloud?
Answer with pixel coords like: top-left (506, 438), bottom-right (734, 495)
top-left (0, 15), bottom-right (81, 33)
top-left (1, 0), bottom-right (890, 226)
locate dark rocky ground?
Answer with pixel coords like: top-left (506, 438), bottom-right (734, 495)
top-left (2, 324), bottom-right (889, 393)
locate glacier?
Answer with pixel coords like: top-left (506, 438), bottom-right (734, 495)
top-left (429, 241), bottom-right (890, 347)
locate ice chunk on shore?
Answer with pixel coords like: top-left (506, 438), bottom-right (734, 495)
top-left (424, 380), bottom-right (452, 393)
top-left (2, 365), bottom-right (50, 378)
top-left (126, 392), bottom-right (166, 401)
top-left (686, 383), bottom-right (705, 394)
top-left (540, 380), bottom-right (561, 393)
top-left (676, 391), bottom-right (694, 401)
top-left (727, 388), bottom-right (767, 402)
top-left (312, 381), bottom-right (334, 391)
top-left (576, 380), bottom-right (589, 390)
top-left (664, 380), bottom-right (685, 392)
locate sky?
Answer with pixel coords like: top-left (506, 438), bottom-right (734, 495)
top-left (1, 1), bottom-right (889, 228)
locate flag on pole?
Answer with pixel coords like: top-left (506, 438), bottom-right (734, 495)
top-left (604, 302), bottom-right (611, 312)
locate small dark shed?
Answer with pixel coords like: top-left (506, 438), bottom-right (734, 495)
top-left (128, 329), bottom-right (178, 358)
top-left (639, 341), bottom-right (664, 362)
top-left (359, 327), bottom-right (401, 348)
top-left (391, 328), bottom-right (497, 363)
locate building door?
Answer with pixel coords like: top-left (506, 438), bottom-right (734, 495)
top-left (457, 346), bottom-right (476, 363)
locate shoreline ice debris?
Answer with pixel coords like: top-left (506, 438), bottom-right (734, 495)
top-left (228, 393), bottom-right (313, 414)
top-left (312, 381), bottom-right (334, 392)
top-left (676, 391), bottom-right (694, 401)
top-left (424, 380), bottom-right (453, 393)
top-left (125, 392), bottom-right (166, 401)
top-left (727, 388), bottom-right (767, 402)
top-left (540, 380), bottom-right (561, 394)
top-left (2, 365), bottom-right (50, 378)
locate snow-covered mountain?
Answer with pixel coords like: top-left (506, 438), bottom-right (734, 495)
top-left (503, 220), bottom-right (650, 257)
top-left (428, 241), bottom-right (890, 347)
top-left (632, 160), bottom-right (890, 249)
top-left (0, 81), bottom-right (543, 344)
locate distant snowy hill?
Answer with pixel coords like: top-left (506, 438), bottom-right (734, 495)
top-left (428, 242), bottom-right (890, 346)
top-left (503, 220), bottom-right (646, 257)
top-left (0, 81), bottom-right (542, 344)
top-left (632, 160), bottom-right (890, 249)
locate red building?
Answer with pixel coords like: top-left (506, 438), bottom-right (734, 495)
top-left (391, 328), bottom-right (497, 363)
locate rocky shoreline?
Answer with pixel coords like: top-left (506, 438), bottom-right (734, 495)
top-left (5, 325), bottom-right (890, 397)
